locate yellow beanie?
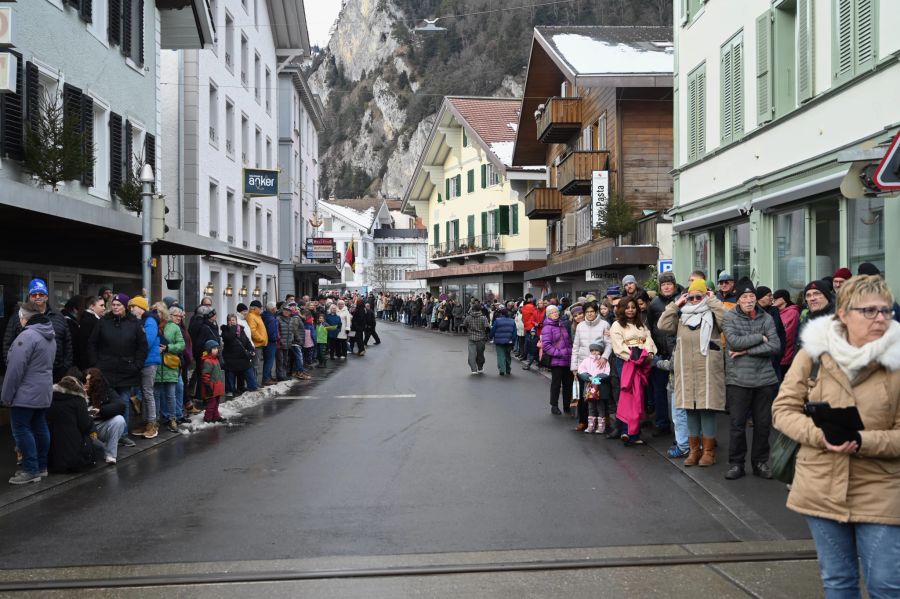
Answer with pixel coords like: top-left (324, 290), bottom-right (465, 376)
top-left (688, 278), bottom-right (707, 295)
top-left (128, 296), bottom-right (149, 312)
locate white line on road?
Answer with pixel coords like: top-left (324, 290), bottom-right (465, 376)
top-left (278, 394), bottom-right (417, 400)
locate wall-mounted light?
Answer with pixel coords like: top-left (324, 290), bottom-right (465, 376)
top-left (224, 284), bottom-right (234, 297)
top-left (239, 286), bottom-right (248, 297)
top-left (204, 282), bottom-right (215, 296)
top-left (252, 287), bottom-right (261, 297)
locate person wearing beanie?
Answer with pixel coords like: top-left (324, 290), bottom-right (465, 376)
top-left (605, 285), bottom-right (621, 299)
top-left (199, 339), bottom-right (225, 423)
top-left (795, 279), bottom-right (836, 356)
top-left (245, 300), bottom-right (268, 382)
top-left (772, 289), bottom-right (801, 370)
top-left (576, 340), bottom-right (612, 433)
top-left (489, 306), bottom-right (516, 376)
top-left (647, 271), bottom-right (684, 438)
top-left (127, 296), bottom-right (162, 438)
top-left (569, 300), bottom-right (613, 430)
top-left (832, 268), bottom-right (852, 292)
top-left (622, 274), bottom-right (642, 298)
top-left (658, 276), bottom-right (726, 466)
top-left (721, 278), bottom-right (781, 481)
top-left (716, 271), bottom-right (737, 305)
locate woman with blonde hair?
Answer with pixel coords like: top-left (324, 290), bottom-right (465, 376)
top-left (773, 275), bottom-right (900, 597)
top-left (154, 301), bottom-right (185, 435)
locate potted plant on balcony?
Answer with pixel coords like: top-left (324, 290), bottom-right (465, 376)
top-left (25, 91), bottom-right (95, 192)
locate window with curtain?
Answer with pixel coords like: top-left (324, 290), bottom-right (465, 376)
top-left (729, 221), bottom-right (751, 282)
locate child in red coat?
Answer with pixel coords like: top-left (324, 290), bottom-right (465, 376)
top-left (201, 340), bottom-right (226, 423)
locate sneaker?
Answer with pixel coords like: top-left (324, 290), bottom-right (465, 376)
top-left (725, 465), bottom-right (746, 480)
top-left (667, 444), bottom-right (690, 459)
top-left (104, 455), bottom-right (117, 465)
top-left (118, 436), bottom-right (136, 447)
top-left (130, 426), bottom-right (145, 436)
top-left (477, 367), bottom-right (483, 373)
top-left (143, 421), bottom-right (159, 439)
top-left (166, 418), bottom-right (179, 433)
top-left (470, 371), bottom-right (478, 376)
top-left (8, 470), bottom-right (41, 485)
top-left (550, 406), bottom-right (562, 415)
top-left (39, 469), bottom-right (49, 478)
top-left (752, 462), bottom-right (773, 479)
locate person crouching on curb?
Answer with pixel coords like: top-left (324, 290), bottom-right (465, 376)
top-left (200, 340), bottom-right (226, 424)
top-left (315, 313), bottom-right (337, 368)
top-left (577, 343), bottom-right (612, 433)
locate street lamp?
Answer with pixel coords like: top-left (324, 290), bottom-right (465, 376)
top-left (140, 164), bottom-right (155, 303)
top-left (224, 284), bottom-right (234, 297)
top-left (239, 286), bottom-right (248, 297)
top-left (204, 282), bottom-right (215, 296)
top-left (252, 287), bottom-right (261, 298)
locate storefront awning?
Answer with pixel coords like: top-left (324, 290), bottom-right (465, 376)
top-left (672, 205), bottom-right (748, 233)
top-left (294, 262), bottom-right (342, 282)
top-left (524, 245), bottom-right (658, 280)
top-left (751, 169), bottom-right (847, 212)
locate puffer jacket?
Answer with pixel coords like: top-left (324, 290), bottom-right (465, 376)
top-left (658, 298), bottom-right (727, 411)
top-left (246, 309), bottom-right (268, 348)
top-left (489, 315), bottom-right (517, 345)
top-left (773, 317), bottom-right (900, 525)
top-left (540, 317), bottom-right (572, 367)
top-left (155, 321), bottom-right (185, 383)
top-left (325, 313), bottom-right (342, 338)
top-left (87, 312), bottom-right (148, 388)
top-left (262, 311), bottom-right (279, 347)
top-left (3, 306), bottom-right (72, 379)
top-left (722, 305), bottom-right (780, 387)
top-left (277, 314), bottom-right (295, 348)
top-left (1, 316), bottom-right (56, 408)
top-left (570, 314), bottom-right (611, 371)
top-left (142, 313), bottom-right (161, 367)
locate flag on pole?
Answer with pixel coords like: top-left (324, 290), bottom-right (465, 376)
top-left (344, 240), bottom-right (355, 272)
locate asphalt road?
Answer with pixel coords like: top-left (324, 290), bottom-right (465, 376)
top-left (0, 322), bottom-right (808, 569)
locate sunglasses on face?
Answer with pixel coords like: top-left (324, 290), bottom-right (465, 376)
top-left (687, 295), bottom-right (705, 302)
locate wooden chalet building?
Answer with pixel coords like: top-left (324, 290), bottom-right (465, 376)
top-left (512, 26), bottom-right (675, 298)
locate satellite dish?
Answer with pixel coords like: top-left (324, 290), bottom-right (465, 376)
top-left (841, 161), bottom-right (875, 199)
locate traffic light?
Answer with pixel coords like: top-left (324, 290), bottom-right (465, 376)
top-left (151, 194), bottom-right (170, 241)
top-left (874, 131), bottom-right (900, 191)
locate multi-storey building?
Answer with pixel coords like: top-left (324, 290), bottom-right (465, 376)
top-left (161, 0), bottom-right (310, 313)
top-left (512, 26), bottom-right (674, 299)
top-left (0, 0), bottom-right (215, 310)
top-left (671, 0), bottom-right (899, 297)
top-left (401, 97), bottom-right (547, 303)
top-left (372, 200), bottom-right (427, 295)
top-left (315, 198), bottom-right (391, 295)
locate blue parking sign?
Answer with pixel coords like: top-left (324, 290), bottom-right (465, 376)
top-left (658, 260), bottom-right (673, 274)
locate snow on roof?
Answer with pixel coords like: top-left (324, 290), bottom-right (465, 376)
top-left (537, 27), bottom-right (673, 76)
top-left (319, 200), bottom-right (376, 231)
top-left (490, 141), bottom-right (514, 167)
top-left (507, 122), bottom-right (518, 133)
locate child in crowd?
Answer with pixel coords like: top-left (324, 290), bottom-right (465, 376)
top-left (301, 310), bottom-right (316, 368)
top-left (200, 340), bottom-right (226, 424)
top-left (315, 314), bottom-right (337, 368)
top-left (577, 343), bottom-right (612, 433)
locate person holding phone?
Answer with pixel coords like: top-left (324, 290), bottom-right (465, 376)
top-left (773, 275), bottom-right (900, 598)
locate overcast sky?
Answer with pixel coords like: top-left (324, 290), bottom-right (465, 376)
top-left (305, 3), bottom-right (342, 48)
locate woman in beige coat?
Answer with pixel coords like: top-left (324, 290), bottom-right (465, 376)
top-left (772, 275), bottom-right (900, 598)
top-left (658, 278), bottom-right (726, 466)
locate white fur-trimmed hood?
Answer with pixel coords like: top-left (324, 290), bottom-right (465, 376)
top-left (800, 315), bottom-right (900, 375)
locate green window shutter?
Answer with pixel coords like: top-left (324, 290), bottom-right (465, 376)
top-left (480, 164), bottom-right (486, 188)
top-left (697, 66), bottom-right (706, 157)
top-left (498, 205), bottom-right (510, 235)
top-left (855, 0), bottom-right (876, 73)
top-left (467, 169), bottom-right (474, 193)
top-left (462, 129), bottom-right (467, 147)
top-left (756, 11), bottom-right (773, 125)
top-left (455, 174), bottom-right (461, 195)
top-left (673, 82), bottom-right (679, 165)
top-left (438, 192), bottom-right (443, 203)
top-left (492, 209), bottom-right (500, 237)
top-left (446, 222), bottom-right (451, 247)
top-left (797, 0), bottom-right (814, 103)
top-left (467, 215), bottom-right (474, 241)
top-left (481, 211), bottom-right (488, 245)
top-left (511, 204), bottom-right (519, 235)
top-left (720, 43), bottom-right (734, 145)
top-left (433, 224), bottom-right (439, 246)
top-left (833, 0), bottom-right (853, 84)
top-left (687, 72), bottom-right (698, 161)
top-left (445, 178), bottom-right (450, 200)
top-left (731, 36), bottom-right (744, 140)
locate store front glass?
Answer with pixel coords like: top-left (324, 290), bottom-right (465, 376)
top-left (713, 228), bottom-right (726, 278)
top-left (773, 207), bottom-right (806, 298)
top-left (692, 232), bottom-right (709, 274)
top-left (849, 197), bottom-right (885, 274)
top-left (462, 283), bottom-right (479, 306)
top-left (729, 221), bottom-right (751, 282)
top-left (483, 282), bottom-right (500, 304)
top-left (812, 200), bottom-right (840, 280)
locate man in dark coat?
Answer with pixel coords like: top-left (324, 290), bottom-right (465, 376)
top-left (755, 286), bottom-right (787, 381)
top-left (363, 302), bottom-right (380, 346)
top-left (646, 271), bottom-right (683, 437)
top-left (76, 296), bottom-right (106, 371)
top-left (351, 300), bottom-right (368, 356)
top-left (3, 278), bottom-right (73, 382)
top-left (46, 376), bottom-right (97, 473)
top-left (87, 293), bottom-right (148, 440)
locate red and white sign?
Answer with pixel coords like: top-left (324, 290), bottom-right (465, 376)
top-left (873, 130), bottom-right (900, 191)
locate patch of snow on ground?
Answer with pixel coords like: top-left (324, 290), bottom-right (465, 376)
top-left (552, 34), bottom-right (673, 74)
top-left (181, 380), bottom-right (298, 433)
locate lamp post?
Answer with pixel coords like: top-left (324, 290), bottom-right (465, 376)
top-left (140, 164), bottom-right (155, 301)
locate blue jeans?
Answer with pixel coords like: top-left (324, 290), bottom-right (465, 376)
top-left (175, 375), bottom-right (185, 418)
top-left (263, 344), bottom-right (276, 381)
top-left (291, 346), bottom-right (304, 372)
top-left (154, 382), bottom-right (177, 421)
top-left (806, 516), bottom-right (900, 599)
top-left (114, 387), bottom-right (132, 438)
top-left (672, 391), bottom-right (689, 452)
top-left (10, 407), bottom-right (50, 475)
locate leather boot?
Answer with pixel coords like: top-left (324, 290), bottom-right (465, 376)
top-left (683, 436), bottom-right (702, 467)
top-left (699, 436), bottom-right (717, 467)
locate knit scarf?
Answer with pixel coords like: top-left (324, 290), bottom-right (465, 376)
top-left (680, 297), bottom-right (714, 356)
top-left (817, 318), bottom-right (900, 383)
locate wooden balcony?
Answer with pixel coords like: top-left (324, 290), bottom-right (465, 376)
top-left (537, 97), bottom-right (582, 144)
top-left (524, 187), bottom-right (562, 220)
top-left (558, 151), bottom-right (610, 196)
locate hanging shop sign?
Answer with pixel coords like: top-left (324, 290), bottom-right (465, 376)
top-left (0, 51), bottom-right (15, 93)
top-left (0, 8), bottom-right (14, 48)
top-left (305, 237), bottom-right (336, 260)
top-left (243, 168), bottom-right (279, 197)
top-left (591, 170), bottom-right (609, 229)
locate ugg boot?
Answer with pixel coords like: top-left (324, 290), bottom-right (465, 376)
top-left (143, 421), bottom-right (158, 439)
top-left (683, 436), bottom-right (702, 467)
top-left (585, 417), bottom-right (596, 434)
top-left (699, 437), bottom-right (717, 467)
top-left (596, 416), bottom-right (606, 434)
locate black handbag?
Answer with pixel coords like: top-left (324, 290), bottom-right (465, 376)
top-left (771, 361), bottom-right (819, 484)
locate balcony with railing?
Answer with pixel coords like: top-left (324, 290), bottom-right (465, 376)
top-left (558, 150), bottom-right (609, 195)
top-left (524, 187), bottom-right (562, 219)
top-left (537, 97), bottom-right (582, 144)
top-left (430, 234), bottom-right (507, 264)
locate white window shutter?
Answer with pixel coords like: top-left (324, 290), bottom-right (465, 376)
top-left (565, 213), bottom-right (576, 248)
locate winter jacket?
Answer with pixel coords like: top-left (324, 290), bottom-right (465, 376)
top-left (235, 313), bottom-right (254, 346)
top-left (200, 353), bottom-right (225, 400)
top-left (463, 310), bottom-right (489, 342)
top-left (337, 308), bottom-right (351, 340)
top-left (779, 304), bottom-right (801, 367)
top-left (521, 303), bottom-right (537, 331)
top-left (515, 312), bottom-right (524, 336)
top-left (155, 321), bottom-right (185, 383)
top-left (1, 316), bottom-right (56, 408)
top-left (365, 308), bottom-right (377, 331)
top-left (220, 324), bottom-right (253, 373)
top-left (142, 313), bottom-right (162, 367)
top-left (569, 315), bottom-right (611, 371)
top-left (246, 309), bottom-right (268, 348)
top-left (76, 312), bottom-right (101, 371)
top-left (489, 315), bottom-right (517, 345)
top-left (190, 318), bottom-right (220, 361)
top-left (325, 314), bottom-right (342, 338)
top-left (722, 305), bottom-right (780, 388)
top-left (647, 286), bottom-right (682, 359)
top-left (773, 317), bottom-right (900, 526)
top-left (46, 381), bottom-right (95, 472)
top-left (577, 355), bottom-right (611, 378)
top-left (87, 312), bottom-right (148, 389)
top-left (277, 314), bottom-right (295, 348)
top-left (795, 302), bottom-right (835, 353)
top-left (539, 317), bottom-right (572, 367)
top-left (351, 308), bottom-right (367, 334)
top-left (178, 320), bottom-right (193, 371)
top-left (3, 305), bottom-right (72, 380)
top-left (316, 323), bottom-right (336, 344)
top-left (94, 381), bottom-right (126, 422)
top-left (763, 304), bottom-right (787, 374)
top-left (657, 298), bottom-right (727, 412)
top-left (262, 311), bottom-right (279, 347)
top-left (303, 321), bottom-right (315, 348)
top-left (609, 321), bottom-right (656, 362)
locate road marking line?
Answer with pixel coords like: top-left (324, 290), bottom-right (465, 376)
top-left (335, 394), bottom-right (417, 399)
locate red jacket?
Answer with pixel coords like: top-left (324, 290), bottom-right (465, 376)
top-left (522, 303), bottom-right (537, 331)
top-left (779, 304), bottom-right (801, 367)
top-left (200, 353), bottom-right (225, 400)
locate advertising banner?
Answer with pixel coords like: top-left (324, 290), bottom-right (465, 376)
top-left (591, 170), bottom-right (609, 229)
top-left (243, 168), bottom-right (278, 197)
